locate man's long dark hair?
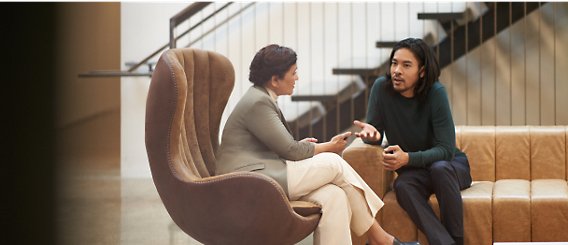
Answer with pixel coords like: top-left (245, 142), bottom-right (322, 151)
top-left (384, 38), bottom-right (440, 101)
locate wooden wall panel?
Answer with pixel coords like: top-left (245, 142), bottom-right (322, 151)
top-left (466, 46), bottom-right (482, 125)
top-left (480, 38), bottom-right (497, 125)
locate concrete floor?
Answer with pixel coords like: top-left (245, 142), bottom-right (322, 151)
top-left (55, 110), bottom-right (313, 245)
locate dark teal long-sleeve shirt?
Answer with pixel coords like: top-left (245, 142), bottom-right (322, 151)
top-left (366, 76), bottom-right (465, 168)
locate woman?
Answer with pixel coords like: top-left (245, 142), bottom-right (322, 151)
top-left (216, 44), bottom-right (418, 245)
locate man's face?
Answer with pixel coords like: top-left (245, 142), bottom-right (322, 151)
top-left (390, 48), bottom-right (424, 98)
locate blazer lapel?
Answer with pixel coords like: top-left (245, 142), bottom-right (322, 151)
top-left (254, 86), bottom-right (293, 135)
top-left (276, 107), bottom-right (292, 135)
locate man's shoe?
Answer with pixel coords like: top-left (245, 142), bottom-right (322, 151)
top-left (393, 237), bottom-right (420, 245)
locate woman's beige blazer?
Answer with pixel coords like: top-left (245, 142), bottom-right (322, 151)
top-left (216, 86), bottom-right (315, 195)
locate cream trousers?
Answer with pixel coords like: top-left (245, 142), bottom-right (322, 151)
top-left (287, 152), bottom-right (384, 245)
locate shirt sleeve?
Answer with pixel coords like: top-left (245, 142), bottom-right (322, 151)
top-left (407, 85), bottom-right (456, 167)
top-left (243, 98), bottom-right (315, 161)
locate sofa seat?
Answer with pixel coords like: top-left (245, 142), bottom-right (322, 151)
top-left (344, 126), bottom-right (568, 245)
top-left (531, 179), bottom-right (568, 241)
top-left (493, 179), bottom-right (531, 241)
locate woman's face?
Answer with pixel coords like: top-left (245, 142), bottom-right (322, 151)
top-left (271, 64), bottom-right (298, 96)
top-left (390, 48), bottom-right (424, 98)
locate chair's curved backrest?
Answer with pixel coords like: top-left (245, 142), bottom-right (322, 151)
top-left (146, 48), bottom-right (234, 181)
top-left (145, 48), bottom-right (234, 237)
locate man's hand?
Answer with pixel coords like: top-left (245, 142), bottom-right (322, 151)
top-left (353, 120), bottom-right (381, 143)
top-left (382, 145), bottom-right (409, 171)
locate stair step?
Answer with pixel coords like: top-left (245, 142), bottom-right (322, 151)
top-left (291, 78), bottom-right (365, 104)
top-left (376, 33), bottom-right (436, 50)
top-left (434, 2), bottom-right (542, 69)
top-left (332, 58), bottom-right (383, 76)
top-left (375, 41), bottom-right (398, 48)
top-left (417, 12), bottom-right (464, 21)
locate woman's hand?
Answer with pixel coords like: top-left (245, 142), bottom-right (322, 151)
top-left (353, 120), bottom-right (381, 143)
top-left (300, 137), bottom-right (318, 143)
top-left (314, 131), bottom-right (352, 155)
top-left (382, 145), bottom-right (409, 171)
top-left (329, 131), bottom-right (352, 154)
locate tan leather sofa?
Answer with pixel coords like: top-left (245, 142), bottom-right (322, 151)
top-left (344, 126), bottom-right (568, 245)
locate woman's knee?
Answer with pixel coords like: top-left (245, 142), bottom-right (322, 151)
top-left (315, 152), bottom-right (345, 175)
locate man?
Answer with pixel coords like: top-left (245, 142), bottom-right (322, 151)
top-left (354, 38), bottom-right (472, 245)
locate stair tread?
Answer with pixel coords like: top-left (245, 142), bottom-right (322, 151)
top-left (375, 41), bottom-right (398, 48)
top-left (417, 12), bottom-right (464, 21)
top-left (332, 58), bottom-right (384, 75)
top-left (292, 77), bottom-right (365, 102)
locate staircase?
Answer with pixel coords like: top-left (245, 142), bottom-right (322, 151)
top-left (289, 2), bottom-right (546, 142)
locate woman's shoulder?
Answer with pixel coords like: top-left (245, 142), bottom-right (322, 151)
top-left (235, 86), bottom-right (276, 113)
top-left (240, 86), bottom-right (271, 102)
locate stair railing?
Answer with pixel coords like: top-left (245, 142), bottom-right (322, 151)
top-left (79, 2), bottom-right (249, 78)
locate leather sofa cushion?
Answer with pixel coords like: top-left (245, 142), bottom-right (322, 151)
top-left (493, 179), bottom-right (531, 242)
top-left (531, 179), bottom-right (568, 241)
top-left (530, 127), bottom-right (566, 180)
top-left (459, 127), bottom-right (496, 181)
top-left (496, 126), bottom-right (530, 180)
top-left (461, 181), bottom-right (493, 245)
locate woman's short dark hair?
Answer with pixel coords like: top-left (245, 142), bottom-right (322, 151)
top-left (249, 44), bottom-right (297, 86)
top-left (384, 37), bottom-right (440, 101)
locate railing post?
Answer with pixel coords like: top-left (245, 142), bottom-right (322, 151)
top-left (170, 19), bottom-right (176, 49)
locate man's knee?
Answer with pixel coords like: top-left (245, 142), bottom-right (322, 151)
top-left (393, 178), bottom-right (414, 201)
top-left (430, 160), bottom-right (453, 179)
top-left (430, 160), bottom-right (462, 191)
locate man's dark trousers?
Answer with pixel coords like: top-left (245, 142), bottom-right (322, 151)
top-left (393, 156), bottom-right (472, 245)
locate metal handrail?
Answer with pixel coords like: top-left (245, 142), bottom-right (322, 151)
top-left (128, 2), bottom-right (234, 72)
top-left (184, 2), bottom-right (255, 48)
top-left (80, 2), bottom-right (241, 77)
top-left (129, 2), bottom-right (213, 72)
top-left (169, 2), bottom-right (234, 49)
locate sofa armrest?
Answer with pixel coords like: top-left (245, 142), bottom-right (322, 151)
top-left (343, 138), bottom-right (394, 199)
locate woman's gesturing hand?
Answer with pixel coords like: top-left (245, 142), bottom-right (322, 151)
top-left (329, 131), bottom-right (352, 154)
top-left (314, 131), bottom-right (352, 155)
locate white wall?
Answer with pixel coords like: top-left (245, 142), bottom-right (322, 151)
top-left (120, 3), bottom-right (188, 178)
